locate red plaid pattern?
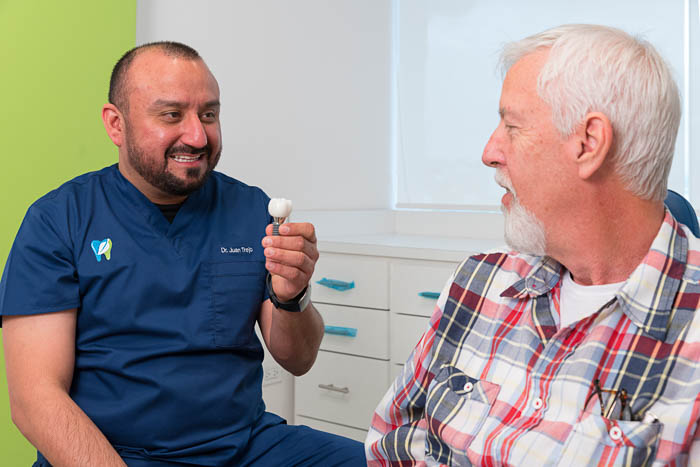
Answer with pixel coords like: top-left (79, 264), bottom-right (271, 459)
top-left (366, 211), bottom-right (700, 466)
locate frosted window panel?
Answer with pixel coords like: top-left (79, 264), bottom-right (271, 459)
top-left (396, 0), bottom-right (687, 208)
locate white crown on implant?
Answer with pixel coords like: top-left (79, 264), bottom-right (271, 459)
top-left (268, 198), bottom-right (293, 218)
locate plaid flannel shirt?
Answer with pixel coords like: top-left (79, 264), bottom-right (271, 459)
top-left (366, 211), bottom-right (700, 466)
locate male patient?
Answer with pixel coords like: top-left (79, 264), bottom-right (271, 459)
top-left (366, 25), bottom-right (699, 465)
top-left (0, 42), bottom-right (365, 466)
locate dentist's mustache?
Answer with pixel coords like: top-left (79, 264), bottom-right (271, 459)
top-left (166, 144), bottom-right (210, 157)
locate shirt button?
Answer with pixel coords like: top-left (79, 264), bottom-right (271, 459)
top-left (464, 382), bottom-right (474, 393)
top-left (532, 397), bottom-right (543, 410)
top-left (609, 426), bottom-right (622, 441)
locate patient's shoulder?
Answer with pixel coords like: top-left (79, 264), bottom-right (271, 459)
top-left (454, 249), bottom-right (545, 286)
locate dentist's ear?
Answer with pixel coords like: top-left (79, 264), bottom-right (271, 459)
top-left (102, 103), bottom-right (125, 147)
top-left (574, 112), bottom-right (613, 180)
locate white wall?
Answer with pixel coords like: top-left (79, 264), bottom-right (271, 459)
top-left (136, 1), bottom-right (699, 214)
top-left (136, 0), bottom-right (393, 210)
top-left (396, 0), bottom-right (697, 208)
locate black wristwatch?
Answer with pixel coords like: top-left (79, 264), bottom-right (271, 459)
top-left (266, 273), bottom-right (311, 312)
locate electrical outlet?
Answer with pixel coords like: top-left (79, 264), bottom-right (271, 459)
top-left (263, 366), bottom-right (282, 387)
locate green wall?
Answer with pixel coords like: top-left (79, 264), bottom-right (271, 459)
top-left (0, 1), bottom-right (135, 463)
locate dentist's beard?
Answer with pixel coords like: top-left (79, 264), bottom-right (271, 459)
top-left (495, 171), bottom-right (547, 256)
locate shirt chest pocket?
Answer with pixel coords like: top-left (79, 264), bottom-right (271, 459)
top-left (205, 260), bottom-right (266, 349)
top-left (425, 364), bottom-right (500, 465)
top-left (557, 410), bottom-right (662, 466)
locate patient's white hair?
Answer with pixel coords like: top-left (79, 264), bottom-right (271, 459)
top-left (500, 24), bottom-right (681, 201)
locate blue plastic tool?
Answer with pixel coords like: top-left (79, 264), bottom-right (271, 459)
top-left (418, 291), bottom-right (440, 299)
top-left (324, 325), bottom-right (358, 337)
top-left (316, 277), bottom-right (355, 291)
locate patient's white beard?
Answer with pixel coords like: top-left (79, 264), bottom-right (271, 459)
top-left (495, 171), bottom-right (547, 256)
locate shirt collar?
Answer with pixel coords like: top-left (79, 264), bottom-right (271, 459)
top-left (110, 164), bottom-right (213, 237)
top-left (500, 210), bottom-right (690, 343)
top-left (500, 255), bottom-right (562, 300)
top-left (616, 210), bottom-right (690, 342)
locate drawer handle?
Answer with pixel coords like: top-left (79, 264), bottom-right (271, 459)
top-left (318, 383), bottom-right (350, 394)
top-left (418, 291), bottom-right (441, 299)
top-left (324, 325), bottom-right (358, 337)
top-left (316, 277), bottom-right (355, 291)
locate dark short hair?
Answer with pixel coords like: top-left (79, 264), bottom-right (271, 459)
top-left (108, 41), bottom-right (201, 112)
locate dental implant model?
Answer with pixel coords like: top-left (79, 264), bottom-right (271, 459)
top-left (268, 198), bottom-right (293, 236)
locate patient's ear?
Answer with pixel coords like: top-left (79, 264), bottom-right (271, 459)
top-left (574, 112), bottom-right (613, 180)
top-left (102, 103), bottom-right (125, 147)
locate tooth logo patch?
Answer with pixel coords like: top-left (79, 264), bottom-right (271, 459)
top-left (90, 238), bottom-right (112, 262)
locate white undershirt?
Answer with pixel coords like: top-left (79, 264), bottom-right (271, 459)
top-left (559, 271), bottom-right (625, 329)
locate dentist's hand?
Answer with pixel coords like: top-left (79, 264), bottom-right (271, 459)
top-left (262, 222), bottom-right (319, 303)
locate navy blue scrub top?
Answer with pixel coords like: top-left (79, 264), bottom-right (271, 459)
top-left (0, 165), bottom-right (276, 465)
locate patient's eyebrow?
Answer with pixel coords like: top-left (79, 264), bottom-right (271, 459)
top-left (499, 107), bottom-right (522, 121)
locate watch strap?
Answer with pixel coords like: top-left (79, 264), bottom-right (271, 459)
top-left (266, 273), bottom-right (311, 312)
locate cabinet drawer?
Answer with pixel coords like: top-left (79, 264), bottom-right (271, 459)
top-left (390, 313), bottom-right (430, 365)
top-left (295, 351), bottom-right (389, 430)
top-left (390, 260), bottom-right (456, 317)
top-left (313, 253), bottom-right (389, 309)
top-left (295, 415), bottom-right (368, 443)
top-left (390, 363), bottom-right (404, 383)
top-left (318, 303), bottom-right (389, 359)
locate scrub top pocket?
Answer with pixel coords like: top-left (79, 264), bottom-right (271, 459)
top-left (206, 260), bottom-right (266, 349)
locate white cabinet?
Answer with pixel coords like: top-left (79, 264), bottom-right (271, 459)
top-left (390, 313), bottom-right (431, 365)
top-left (389, 260), bottom-right (456, 365)
top-left (390, 260), bottom-right (456, 318)
top-left (390, 363), bottom-right (404, 382)
top-left (294, 251), bottom-right (460, 442)
top-left (295, 253), bottom-right (391, 439)
top-left (312, 253), bottom-right (389, 309)
top-left (295, 415), bottom-right (369, 443)
top-left (295, 351), bottom-right (389, 430)
top-left (315, 303), bottom-right (389, 359)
